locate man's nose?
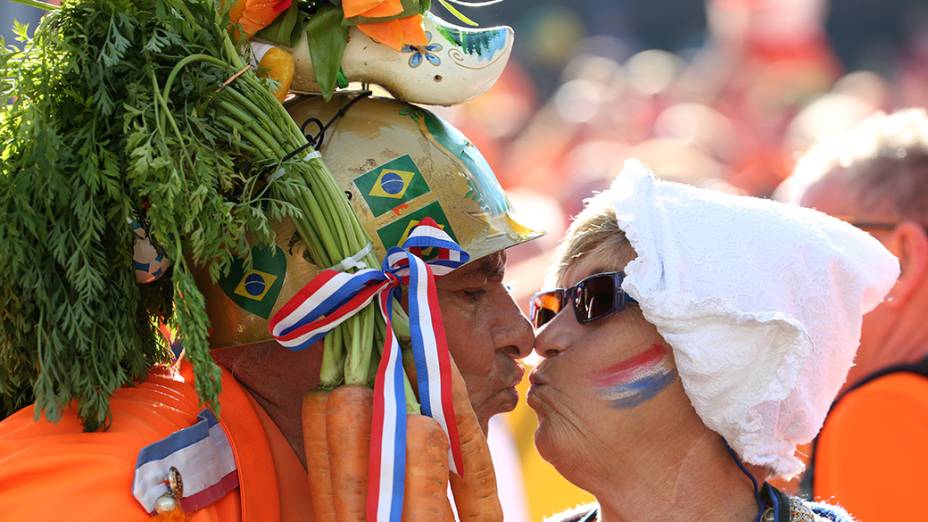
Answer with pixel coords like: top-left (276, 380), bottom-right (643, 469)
top-left (493, 288), bottom-right (535, 359)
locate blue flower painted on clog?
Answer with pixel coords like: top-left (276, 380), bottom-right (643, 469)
top-left (403, 32), bottom-right (443, 68)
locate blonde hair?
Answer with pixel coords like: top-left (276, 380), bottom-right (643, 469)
top-left (548, 190), bottom-right (634, 287)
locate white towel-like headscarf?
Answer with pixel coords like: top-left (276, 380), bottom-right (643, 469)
top-left (612, 160), bottom-right (899, 478)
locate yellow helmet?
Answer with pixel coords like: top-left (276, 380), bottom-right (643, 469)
top-left (197, 94), bottom-right (541, 349)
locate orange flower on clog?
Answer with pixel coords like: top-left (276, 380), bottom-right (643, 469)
top-left (230, 0), bottom-right (292, 37)
top-left (342, 0), bottom-right (403, 18)
top-left (343, 0), bottom-right (427, 51)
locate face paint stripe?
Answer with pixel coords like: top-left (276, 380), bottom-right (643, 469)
top-left (600, 369), bottom-right (677, 400)
top-left (606, 369), bottom-right (677, 409)
top-left (594, 344), bottom-right (667, 386)
top-left (593, 344), bottom-right (676, 410)
top-left (595, 359), bottom-right (667, 387)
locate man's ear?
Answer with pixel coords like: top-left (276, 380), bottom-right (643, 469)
top-left (884, 221), bottom-right (928, 306)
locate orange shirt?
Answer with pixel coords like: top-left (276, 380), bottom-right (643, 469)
top-left (814, 372), bottom-right (928, 521)
top-left (0, 364), bottom-right (313, 521)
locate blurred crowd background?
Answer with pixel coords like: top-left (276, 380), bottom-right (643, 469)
top-left (3, 0), bottom-right (926, 519)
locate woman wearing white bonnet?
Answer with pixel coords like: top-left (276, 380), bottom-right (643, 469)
top-left (527, 160), bottom-right (898, 522)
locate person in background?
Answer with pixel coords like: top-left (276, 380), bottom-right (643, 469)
top-left (777, 108), bottom-right (928, 521)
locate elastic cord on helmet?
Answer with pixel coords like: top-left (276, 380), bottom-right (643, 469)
top-left (280, 90), bottom-right (373, 165)
top-left (267, 91), bottom-right (374, 188)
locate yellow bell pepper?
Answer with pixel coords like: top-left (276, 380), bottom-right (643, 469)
top-left (258, 47), bottom-right (295, 102)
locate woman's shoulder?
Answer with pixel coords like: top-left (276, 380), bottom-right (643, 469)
top-left (788, 496), bottom-right (855, 522)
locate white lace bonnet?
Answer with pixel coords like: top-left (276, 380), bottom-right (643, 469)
top-left (611, 160), bottom-right (899, 478)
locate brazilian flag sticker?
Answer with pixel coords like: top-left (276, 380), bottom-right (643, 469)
top-left (376, 201), bottom-right (457, 260)
top-left (354, 155), bottom-right (430, 217)
top-left (219, 246), bottom-right (287, 319)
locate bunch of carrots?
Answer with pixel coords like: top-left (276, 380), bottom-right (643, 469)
top-left (302, 359), bottom-right (502, 521)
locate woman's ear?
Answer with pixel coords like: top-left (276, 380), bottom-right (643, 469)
top-left (884, 221), bottom-right (928, 306)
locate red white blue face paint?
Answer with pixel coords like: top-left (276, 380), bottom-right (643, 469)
top-left (594, 344), bottom-right (676, 409)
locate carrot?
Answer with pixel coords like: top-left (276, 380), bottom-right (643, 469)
top-left (302, 390), bottom-right (337, 521)
top-left (442, 497), bottom-right (455, 521)
top-left (327, 385), bottom-right (373, 522)
top-left (402, 414), bottom-right (453, 522)
top-left (448, 360), bottom-right (503, 521)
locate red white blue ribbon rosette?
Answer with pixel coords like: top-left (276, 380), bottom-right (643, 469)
top-left (268, 218), bottom-right (469, 522)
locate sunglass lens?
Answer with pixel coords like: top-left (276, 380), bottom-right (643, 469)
top-left (574, 275), bottom-right (615, 322)
top-left (531, 292), bottom-right (563, 328)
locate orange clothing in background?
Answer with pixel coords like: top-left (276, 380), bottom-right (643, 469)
top-left (0, 363), bottom-right (312, 521)
top-left (814, 372), bottom-right (928, 521)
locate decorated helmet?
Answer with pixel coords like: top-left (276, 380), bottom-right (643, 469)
top-left (196, 94), bottom-right (541, 349)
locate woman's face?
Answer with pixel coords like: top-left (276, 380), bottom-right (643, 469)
top-left (528, 250), bottom-right (690, 482)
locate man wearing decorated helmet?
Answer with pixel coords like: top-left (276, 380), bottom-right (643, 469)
top-left (202, 94), bottom-right (541, 456)
top-left (0, 93), bottom-right (540, 520)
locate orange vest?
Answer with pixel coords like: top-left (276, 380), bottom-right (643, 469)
top-left (813, 363), bottom-right (928, 521)
top-left (0, 364), bottom-right (313, 521)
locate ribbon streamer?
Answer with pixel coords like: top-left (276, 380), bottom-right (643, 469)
top-left (268, 218), bottom-right (469, 522)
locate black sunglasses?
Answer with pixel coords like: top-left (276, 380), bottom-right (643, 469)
top-left (529, 271), bottom-right (637, 329)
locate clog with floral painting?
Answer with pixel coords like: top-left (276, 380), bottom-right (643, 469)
top-left (286, 11), bottom-right (513, 105)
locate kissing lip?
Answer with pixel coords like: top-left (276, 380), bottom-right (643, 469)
top-left (529, 369), bottom-right (549, 386)
top-left (508, 364), bottom-right (526, 388)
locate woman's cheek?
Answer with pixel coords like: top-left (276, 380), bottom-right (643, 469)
top-left (591, 343), bottom-right (677, 410)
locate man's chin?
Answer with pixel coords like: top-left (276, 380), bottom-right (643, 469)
top-left (498, 385), bottom-right (520, 412)
top-left (475, 386), bottom-right (520, 428)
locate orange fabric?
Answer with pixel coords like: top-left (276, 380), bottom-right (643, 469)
top-left (358, 14), bottom-right (427, 51)
top-left (245, 392), bottom-right (314, 521)
top-left (0, 363), bottom-right (297, 521)
top-left (814, 373), bottom-right (928, 521)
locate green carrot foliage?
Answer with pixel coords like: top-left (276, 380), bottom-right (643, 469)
top-left (0, 0), bottom-right (381, 429)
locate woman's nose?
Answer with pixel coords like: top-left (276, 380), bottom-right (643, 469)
top-left (533, 309), bottom-right (572, 358)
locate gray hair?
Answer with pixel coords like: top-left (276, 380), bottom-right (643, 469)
top-left (783, 108), bottom-right (928, 222)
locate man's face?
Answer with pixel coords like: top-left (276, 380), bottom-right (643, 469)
top-left (435, 251), bottom-right (534, 432)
